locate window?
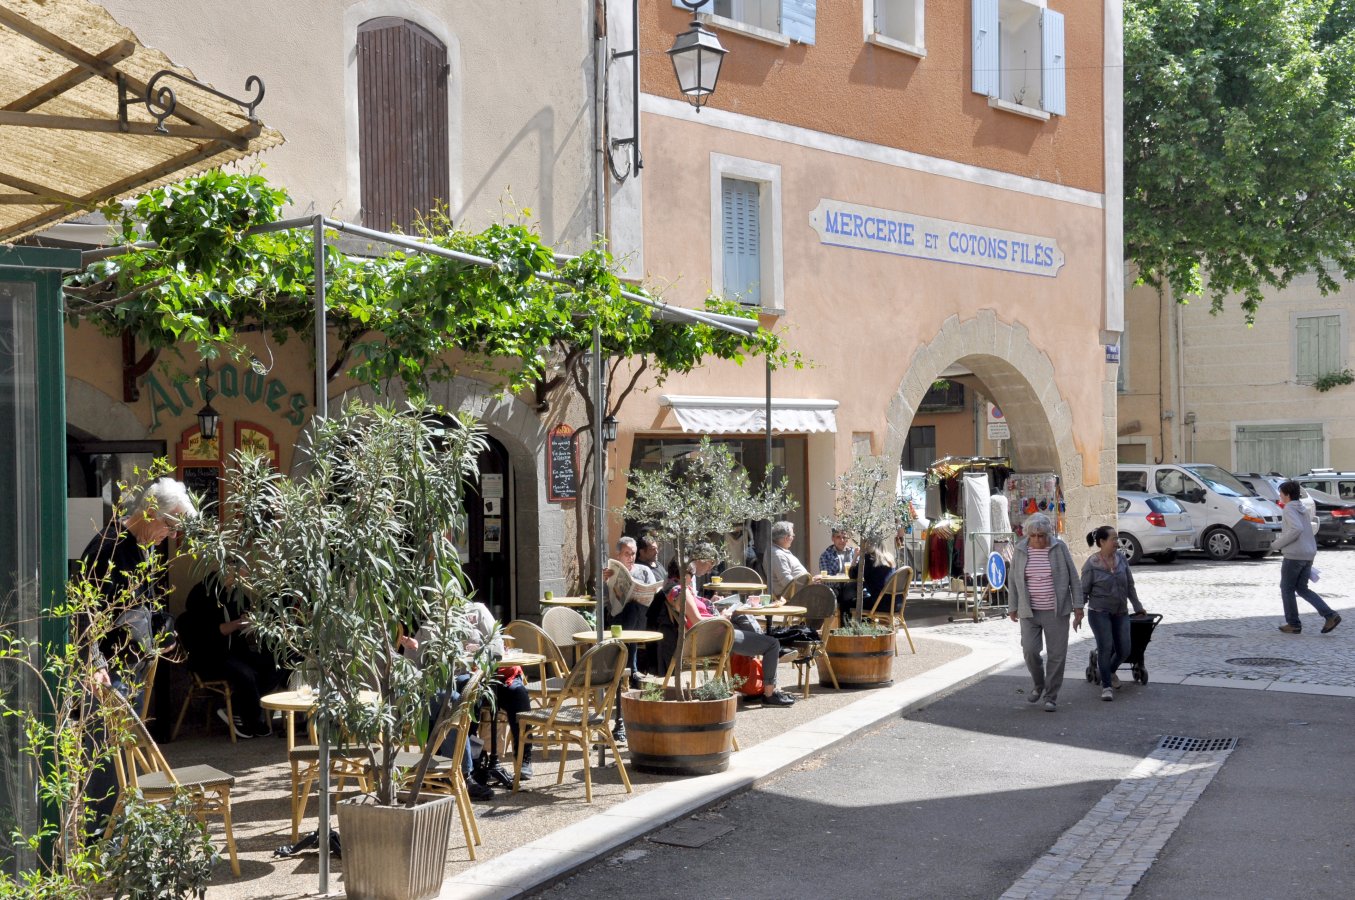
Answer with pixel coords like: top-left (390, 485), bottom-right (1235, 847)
top-left (1117, 470), bottom-right (1148, 492)
top-left (869, 0), bottom-right (924, 55)
top-left (676, 1), bottom-right (816, 45)
top-left (357, 18), bottom-right (450, 232)
top-left (903, 426), bottom-right (936, 473)
top-left (918, 381), bottom-right (965, 412)
top-left (1235, 424), bottom-right (1324, 478)
top-left (972, 0), bottom-right (1065, 117)
top-left (1294, 313), bottom-right (1345, 383)
top-left (711, 155), bottom-right (783, 311)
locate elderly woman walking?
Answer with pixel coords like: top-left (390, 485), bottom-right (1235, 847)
top-left (1008, 514), bottom-right (1081, 711)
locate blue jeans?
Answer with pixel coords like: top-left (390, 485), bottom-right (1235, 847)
top-left (1280, 558), bottom-right (1333, 628)
top-left (1086, 610), bottom-right (1130, 688)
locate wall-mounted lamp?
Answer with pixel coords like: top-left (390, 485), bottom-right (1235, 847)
top-left (602, 414), bottom-right (619, 445)
top-left (669, 1), bottom-right (728, 111)
top-left (196, 362), bottom-right (221, 441)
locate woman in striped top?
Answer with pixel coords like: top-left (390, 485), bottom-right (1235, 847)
top-left (1008, 514), bottom-right (1082, 711)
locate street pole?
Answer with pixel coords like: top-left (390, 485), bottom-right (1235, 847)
top-left (312, 215), bottom-right (332, 895)
top-left (593, 322), bottom-right (607, 640)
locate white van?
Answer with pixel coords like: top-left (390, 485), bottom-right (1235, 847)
top-left (1116, 464), bottom-right (1283, 560)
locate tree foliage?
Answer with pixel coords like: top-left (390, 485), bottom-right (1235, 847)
top-left (1124, 0), bottom-right (1355, 319)
top-left (821, 456), bottom-right (908, 620)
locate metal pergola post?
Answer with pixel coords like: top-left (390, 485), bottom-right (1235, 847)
top-left (310, 214), bottom-right (333, 893)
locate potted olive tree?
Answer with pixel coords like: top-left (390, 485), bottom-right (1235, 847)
top-left (819, 455), bottom-right (906, 686)
top-left (618, 438), bottom-right (791, 774)
top-left (190, 401), bottom-right (484, 900)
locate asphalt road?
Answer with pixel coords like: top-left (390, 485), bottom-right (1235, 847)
top-left (534, 666), bottom-right (1355, 899)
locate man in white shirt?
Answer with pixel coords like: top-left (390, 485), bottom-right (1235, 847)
top-left (769, 521), bottom-right (820, 597)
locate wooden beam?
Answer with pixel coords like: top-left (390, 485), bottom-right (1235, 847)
top-left (4, 40), bottom-right (136, 112)
top-left (0, 172), bottom-right (83, 204)
top-left (0, 110), bottom-right (257, 149)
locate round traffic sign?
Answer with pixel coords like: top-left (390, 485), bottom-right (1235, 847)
top-left (986, 552), bottom-right (1007, 590)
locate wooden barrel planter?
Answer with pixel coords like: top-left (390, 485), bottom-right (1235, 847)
top-left (620, 688), bottom-right (737, 776)
top-left (819, 632), bottom-right (896, 687)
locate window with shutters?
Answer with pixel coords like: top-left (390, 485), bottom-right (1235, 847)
top-left (972, 0), bottom-right (1065, 118)
top-left (357, 18), bottom-right (450, 233)
top-left (867, 0), bottom-right (924, 56)
top-left (903, 426), bottom-right (936, 473)
top-left (675, 1), bottom-right (816, 47)
top-left (1235, 423), bottom-right (1324, 478)
top-left (710, 154), bottom-right (783, 312)
top-left (1293, 312), bottom-right (1346, 383)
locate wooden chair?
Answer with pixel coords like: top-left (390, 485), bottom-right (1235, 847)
top-left (102, 687), bottom-right (241, 877)
top-left (541, 606), bottom-right (591, 664)
top-left (172, 666), bottom-right (237, 743)
top-left (512, 640), bottom-right (632, 803)
top-left (790, 584), bottom-right (840, 698)
top-left (286, 740), bottom-right (374, 842)
top-left (662, 617), bottom-right (734, 692)
top-left (137, 655), bottom-right (159, 722)
top-left (779, 571), bottom-right (812, 601)
top-left (503, 620), bottom-right (571, 707)
top-left (864, 566), bottom-right (915, 655)
top-left (718, 565), bottom-right (759, 584)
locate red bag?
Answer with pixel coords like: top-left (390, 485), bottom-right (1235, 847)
top-left (729, 654), bottom-right (764, 696)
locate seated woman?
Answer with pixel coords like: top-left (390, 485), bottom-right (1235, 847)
top-left (668, 555), bottom-right (796, 707)
top-left (846, 540), bottom-right (896, 620)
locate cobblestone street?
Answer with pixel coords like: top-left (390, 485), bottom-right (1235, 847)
top-left (924, 547), bottom-right (1355, 693)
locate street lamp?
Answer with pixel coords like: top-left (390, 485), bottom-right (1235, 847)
top-left (196, 362), bottom-right (221, 441)
top-left (668, 2), bottom-right (728, 111)
top-left (602, 414), bottom-right (619, 444)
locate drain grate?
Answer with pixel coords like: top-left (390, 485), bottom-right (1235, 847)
top-left (1158, 735), bottom-right (1238, 753)
top-left (1176, 632), bottom-right (1234, 639)
top-left (1225, 657), bottom-right (1301, 667)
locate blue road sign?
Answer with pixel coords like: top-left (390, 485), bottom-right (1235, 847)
top-left (986, 552), bottom-right (1007, 590)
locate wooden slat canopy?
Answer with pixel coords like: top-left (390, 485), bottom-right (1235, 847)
top-left (0, 0), bottom-right (283, 242)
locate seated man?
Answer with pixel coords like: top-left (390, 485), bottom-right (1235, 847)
top-left (769, 520), bottom-right (821, 598)
top-left (670, 555), bottom-right (796, 707)
top-left (818, 526), bottom-right (858, 611)
top-left (177, 571), bottom-right (281, 739)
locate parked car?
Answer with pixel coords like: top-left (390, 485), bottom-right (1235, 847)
top-left (1117, 464), bottom-right (1283, 560)
top-left (1233, 472), bottom-right (1286, 504)
top-left (1299, 487), bottom-right (1355, 547)
top-left (1295, 469), bottom-right (1355, 502)
top-left (1115, 491), bottom-right (1197, 564)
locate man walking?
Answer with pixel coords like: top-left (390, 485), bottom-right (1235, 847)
top-left (1274, 481), bottom-right (1341, 635)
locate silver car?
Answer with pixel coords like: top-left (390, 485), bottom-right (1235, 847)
top-left (1116, 491), bottom-right (1197, 565)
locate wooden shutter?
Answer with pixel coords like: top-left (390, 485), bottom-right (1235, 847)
top-left (1296, 315), bottom-right (1341, 381)
top-left (972, 0), bottom-right (999, 97)
top-left (1236, 424), bottom-right (1324, 477)
top-left (780, 0), bottom-right (817, 44)
top-left (1041, 8), bottom-right (1066, 115)
top-left (357, 18), bottom-right (450, 232)
top-left (721, 178), bottom-right (762, 306)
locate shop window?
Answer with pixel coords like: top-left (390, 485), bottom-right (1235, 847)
top-left (357, 18), bottom-right (450, 232)
top-left (868, 0), bottom-right (924, 56)
top-left (903, 425), bottom-right (936, 473)
top-left (712, 155), bottom-right (783, 312)
top-left (971, 0), bottom-right (1065, 117)
top-left (918, 381), bottom-right (964, 413)
top-left (1235, 424), bottom-right (1323, 479)
top-left (1293, 312), bottom-right (1345, 383)
top-left (675, 1), bottom-right (816, 46)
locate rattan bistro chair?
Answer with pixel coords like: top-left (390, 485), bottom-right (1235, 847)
top-left (541, 606), bottom-right (591, 664)
top-left (512, 640), bottom-right (632, 803)
top-left (504, 619), bottom-right (571, 707)
top-left (791, 584), bottom-right (840, 698)
top-left (662, 617), bottom-right (734, 692)
top-left (779, 572), bottom-right (812, 602)
top-left (717, 565), bottom-right (759, 584)
top-left (864, 566), bottom-right (915, 655)
top-left (172, 666), bottom-right (237, 743)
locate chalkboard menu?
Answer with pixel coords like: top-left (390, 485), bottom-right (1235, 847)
top-left (548, 424), bottom-right (578, 502)
top-left (180, 465), bottom-right (223, 519)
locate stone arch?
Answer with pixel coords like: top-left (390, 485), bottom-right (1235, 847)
top-left (884, 310), bottom-right (1112, 545)
top-left (66, 377), bottom-right (148, 440)
top-left (332, 377), bottom-right (564, 619)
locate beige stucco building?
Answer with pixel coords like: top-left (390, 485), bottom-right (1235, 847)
top-left (1119, 274), bottom-right (1355, 475)
top-left (601, 1), bottom-right (1125, 559)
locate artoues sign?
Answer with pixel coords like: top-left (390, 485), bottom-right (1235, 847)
top-left (809, 199), bottom-right (1065, 278)
top-left (141, 363), bottom-right (308, 429)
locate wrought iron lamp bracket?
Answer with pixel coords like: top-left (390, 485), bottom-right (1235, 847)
top-left (118, 70), bottom-right (266, 134)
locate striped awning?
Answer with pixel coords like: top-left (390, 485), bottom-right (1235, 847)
top-left (0, 0), bottom-right (282, 242)
top-left (659, 395), bottom-right (839, 434)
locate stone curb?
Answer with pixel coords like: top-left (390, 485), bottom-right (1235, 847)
top-left (439, 636), bottom-right (1010, 899)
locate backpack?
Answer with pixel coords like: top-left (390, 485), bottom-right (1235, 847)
top-left (729, 653), bottom-right (764, 696)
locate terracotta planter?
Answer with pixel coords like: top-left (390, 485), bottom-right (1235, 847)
top-left (621, 688), bottom-right (737, 776)
top-left (818, 631), bottom-right (895, 686)
top-left (337, 793), bottom-right (457, 900)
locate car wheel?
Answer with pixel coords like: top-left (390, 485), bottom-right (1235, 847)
top-left (1150, 550), bottom-right (1177, 564)
top-left (1117, 533), bottom-right (1143, 565)
top-left (1319, 539), bottom-right (1340, 548)
top-left (1203, 527), bottom-right (1240, 561)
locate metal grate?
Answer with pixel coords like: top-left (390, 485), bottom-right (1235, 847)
top-left (1225, 657), bottom-right (1301, 667)
top-left (1176, 632), bottom-right (1235, 639)
top-left (1158, 735), bottom-right (1238, 753)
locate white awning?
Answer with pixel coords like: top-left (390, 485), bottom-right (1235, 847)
top-left (659, 395), bottom-right (839, 434)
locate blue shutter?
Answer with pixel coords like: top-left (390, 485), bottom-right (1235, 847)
top-left (972, 0), bottom-right (999, 97)
top-left (780, 0), bottom-right (816, 45)
top-left (1041, 8), bottom-right (1066, 115)
top-left (722, 179), bottom-right (761, 306)
top-left (673, 1), bottom-right (715, 10)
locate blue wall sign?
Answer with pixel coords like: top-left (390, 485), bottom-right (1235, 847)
top-left (986, 552), bottom-right (1007, 590)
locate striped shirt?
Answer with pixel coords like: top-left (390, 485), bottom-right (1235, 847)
top-left (1025, 547), bottom-right (1056, 610)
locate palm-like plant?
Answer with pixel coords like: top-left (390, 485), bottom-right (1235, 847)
top-left (188, 400), bottom-right (486, 806)
top-left (620, 438), bottom-right (793, 698)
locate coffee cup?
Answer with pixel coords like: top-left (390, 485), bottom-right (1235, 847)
top-left (610, 624), bottom-right (623, 639)
top-left (544, 590), bottom-right (554, 601)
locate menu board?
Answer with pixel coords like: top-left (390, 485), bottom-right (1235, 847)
top-left (180, 464), bottom-right (223, 519)
top-left (548, 424), bottom-right (578, 502)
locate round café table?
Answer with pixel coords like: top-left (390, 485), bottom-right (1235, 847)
top-left (261, 689), bottom-right (380, 752)
top-left (733, 604), bottom-right (807, 622)
top-left (572, 629), bottom-right (663, 645)
top-left (818, 573), bottom-right (851, 583)
top-left (707, 581), bottom-right (766, 594)
top-left (541, 595), bottom-right (598, 609)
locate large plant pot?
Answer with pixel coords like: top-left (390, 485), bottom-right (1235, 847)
top-left (338, 793), bottom-right (457, 900)
top-left (819, 632), bottom-right (895, 687)
top-left (621, 688), bottom-right (737, 776)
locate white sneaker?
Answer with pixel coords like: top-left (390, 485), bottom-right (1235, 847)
top-left (1101, 688), bottom-right (1114, 702)
top-left (216, 707), bottom-right (254, 740)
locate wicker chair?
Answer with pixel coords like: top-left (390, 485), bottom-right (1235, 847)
top-left (790, 584), bottom-right (840, 698)
top-left (504, 619), bottom-right (571, 707)
top-left (717, 565), bottom-right (759, 584)
top-left (662, 617), bottom-right (734, 692)
top-left (172, 665), bottom-right (237, 743)
top-left (541, 606), bottom-right (591, 664)
top-left (779, 571), bottom-right (812, 602)
top-left (864, 566), bottom-right (915, 655)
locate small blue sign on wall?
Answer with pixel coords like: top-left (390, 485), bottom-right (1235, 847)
top-left (986, 552), bottom-right (1007, 591)
top-left (1105, 342), bottom-right (1121, 364)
